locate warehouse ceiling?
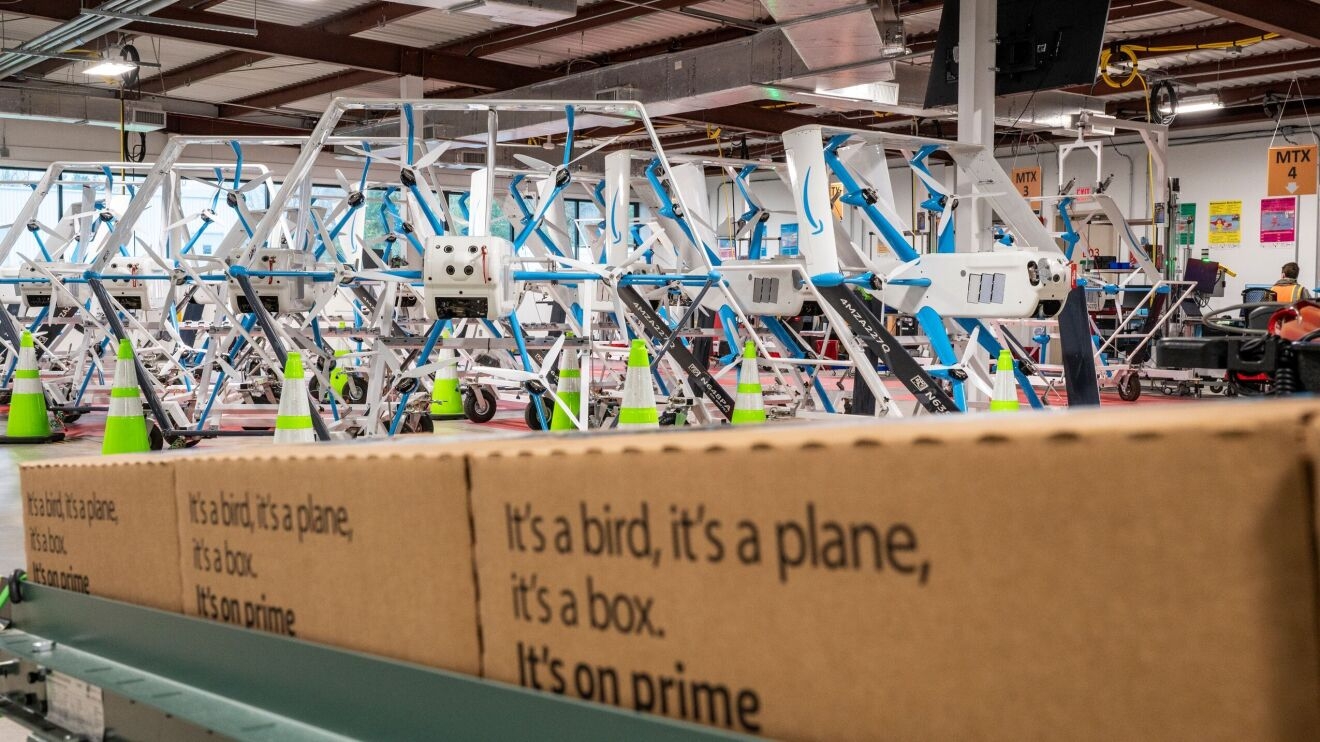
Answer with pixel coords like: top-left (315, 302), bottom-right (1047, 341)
top-left (0, 0), bottom-right (1316, 157)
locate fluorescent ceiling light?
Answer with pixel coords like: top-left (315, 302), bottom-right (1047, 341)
top-left (814, 81), bottom-right (900, 106)
top-left (83, 61), bottom-right (138, 77)
top-left (84, 119), bottom-right (162, 133)
top-left (1178, 98), bottom-right (1223, 114)
top-left (1159, 93), bottom-right (1222, 115)
top-left (0, 111), bottom-right (82, 126)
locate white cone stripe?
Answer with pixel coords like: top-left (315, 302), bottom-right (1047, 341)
top-left (558, 377), bottom-right (581, 394)
top-left (621, 366), bottom-right (657, 409)
top-left (13, 378), bottom-right (43, 395)
top-left (113, 361), bottom-right (137, 388)
top-left (738, 359), bottom-right (759, 387)
top-left (993, 371), bottom-right (1015, 399)
top-left (437, 348), bottom-right (459, 381)
top-left (560, 351), bottom-right (579, 373)
top-left (279, 380), bottom-right (312, 416)
top-left (109, 395), bottom-right (143, 417)
top-left (735, 391), bottom-right (764, 409)
top-left (275, 376), bottom-right (315, 444)
top-left (18, 346), bottom-right (36, 370)
top-left (275, 428), bottom-right (314, 444)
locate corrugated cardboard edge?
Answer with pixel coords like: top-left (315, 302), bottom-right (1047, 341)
top-left (461, 398), bottom-right (1320, 460)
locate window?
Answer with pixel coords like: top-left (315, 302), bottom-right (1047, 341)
top-left (564, 197), bottom-right (640, 257)
top-left (0, 167), bottom-right (55, 267)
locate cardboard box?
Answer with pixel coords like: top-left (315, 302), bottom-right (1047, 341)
top-left (18, 400), bottom-right (1320, 740)
top-left (171, 444), bottom-right (482, 674)
top-left (20, 454), bottom-right (180, 612)
top-left (468, 401), bottom-right (1320, 740)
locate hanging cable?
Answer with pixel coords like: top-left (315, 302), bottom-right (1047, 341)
top-left (119, 44), bottom-right (146, 165)
top-left (1098, 32), bottom-right (1280, 92)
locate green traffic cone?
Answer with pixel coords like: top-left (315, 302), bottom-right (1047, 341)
top-left (103, 339), bottom-right (150, 454)
top-left (6, 330), bottom-right (51, 439)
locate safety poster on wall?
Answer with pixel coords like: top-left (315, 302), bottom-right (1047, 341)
top-left (1260, 196), bottom-right (1298, 248)
top-left (1207, 200), bottom-right (1242, 246)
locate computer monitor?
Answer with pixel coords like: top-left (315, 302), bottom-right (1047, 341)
top-left (1183, 259), bottom-right (1221, 294)
top-left (925, 0), bottom-right (1112, 108)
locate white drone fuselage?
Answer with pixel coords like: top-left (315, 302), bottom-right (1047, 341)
top-left (877, 249), bottom-right (1071, 319)
top-left (228, 248), bottom-right (315, 315)
top-left (718, 248), bottom-right (1070, 320)
top-left (422, 235), bottom-right (517, 321)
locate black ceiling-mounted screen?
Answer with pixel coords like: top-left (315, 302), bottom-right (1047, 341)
top-left (923, 0), bottom-right (1112, 108)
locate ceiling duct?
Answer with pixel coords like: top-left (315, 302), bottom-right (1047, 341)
top-left (392, 0), bottom-right (576, 26)
top-left (759, 0), bottom-right (905, 88)
top-left (457, 28), bottom-right (929, 143)
top-left (0, 87), bottom-right (166, 131)
top-left (0, 0), bottom-right (181, 80)
top-left (993, 90), bottom-right (1108, 132)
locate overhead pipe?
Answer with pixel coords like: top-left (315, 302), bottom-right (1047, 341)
top-left (0, 0), bottom-right (180, 80)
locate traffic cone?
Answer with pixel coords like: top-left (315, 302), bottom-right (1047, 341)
top-left (550, 334), bottom-right (582, 430)
top-left (274, 352), bottom-right (315, 443)
top-left (329, 349), bottom-right (350, 400)
top-left (102, 339), bottom-right (150, 454)
top-left (430, 334), bottom-right (464, 421)
top-left (618, 339), bottom-right (659, 429)
top-left (731, 341), bottom-right (766, 425)
top-left (990, 349), bottom-right (1021, 412)
top-left (7, 330), bottom-right (52, 440)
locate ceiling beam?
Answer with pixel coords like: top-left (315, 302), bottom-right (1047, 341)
top-left (223, 1), bottom-right (715, 110)
top-left (1112, 20), bottom-right (1265, 55)
top-left (1109, 1), bottom-right (1185, 21)
top-left (137, 2), bottom-right (428, 94)
top-left (1170, 0), bottom-right (1320, 47)
top-left (1060, 21), bottom-right (1269, 95)
top-left (204, 0), bottom-right (1208, 131)
top-left (141, 51), bottom-right (267, 93)
top-left (174, 0), bottom-right (1198, 121)
top-left (1213, 76), bottom-right (1320, 107)
top-left (221, 69), bottom-right (391, 115)
top-left (166, 113), bottom-right (310, 137)
top-left (314, 2), bottom-right (427, 37)
top-left (439, 0), bottom-right (701, 57)
top-left (1107, 73), bottom-right (1320, 115)
top-left (424, 26), bottom-right (753, 101)
top-left (675, 104), bottom-right (851, 136)
top-left (1069, 48), bottom-right (1320, 96)
top-left (4, 0), bottom-right (550, 90)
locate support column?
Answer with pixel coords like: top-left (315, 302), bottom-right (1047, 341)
top-left (400, 75), bottom-right (423, 142)
top-left (956, 0), bottom-right (995, 253)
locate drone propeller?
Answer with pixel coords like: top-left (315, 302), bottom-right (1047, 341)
top-left (926, 326), bottom-right (994, 397)
top-left (342, 141), bottom-right (453, 175)
top-left (474, 332), bottom-right (567, 386)
top-left (182, 174), bottom-right (269, 195)
top-left (513, 136), bottom-right (619, 179)
top-left (167, 209), bottom-right (216, 231)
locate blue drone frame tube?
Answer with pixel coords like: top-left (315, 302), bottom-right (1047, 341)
top-left (388, 319), bottom-right (444, 436)
top-left (761, 315), bottom-right (836, 413)
top-left (507, 312), bottom-right (550, 429)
